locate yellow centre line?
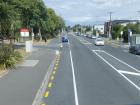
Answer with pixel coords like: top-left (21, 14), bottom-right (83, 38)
top-left (41, 103), bottom-right (46, 105)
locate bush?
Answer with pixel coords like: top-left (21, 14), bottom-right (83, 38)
top-left (0, 46), bottom-right (22, 70)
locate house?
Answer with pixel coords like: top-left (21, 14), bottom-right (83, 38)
top-left (104, 20), bottom-right (139, 35)
top-left (94, 24), bottom-right (104, 35)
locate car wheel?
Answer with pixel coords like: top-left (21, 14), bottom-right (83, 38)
top-left (134, 50), bottom-right (137, 55)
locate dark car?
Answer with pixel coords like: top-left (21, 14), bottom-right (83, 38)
top-left (62, 36), bottom-right (68, 42)
top-left (129, 45), bottom-right (140, 55)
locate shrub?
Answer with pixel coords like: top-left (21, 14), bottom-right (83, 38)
top-left (0, 46), bottom-right (22, 70)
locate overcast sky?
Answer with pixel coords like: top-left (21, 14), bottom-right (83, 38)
top-left (45, 0), bottom-right (140, 26)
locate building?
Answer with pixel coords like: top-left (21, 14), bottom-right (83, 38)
top-left (94, 24), bottom-right (104, 35)
top-left (104, 20), bottom-right (139, 35)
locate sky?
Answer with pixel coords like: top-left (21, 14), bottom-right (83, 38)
top-left (45, 0), bottom-right (140, 26)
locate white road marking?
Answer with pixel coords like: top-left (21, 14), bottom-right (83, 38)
top-left (92, 50), bottom-right (105, 52)
top-left (118, 70), bottom-right (140, 76)
top-left (93, 50), bottom-right (140, 91)
top-left (123, 50), bottom-right (128, 53)
top-left (19, 60), bottom-right (39, 67)
top-left (72, 35), bottom-right (140, 91)
top-left (69, 49), bottom-right (79, 105)
top-left (74, 36), bottom-right (92, 45)
top-left (83, 42), bottom-right (92, 44)
top-left (103, 51), bottom-right (140, 73)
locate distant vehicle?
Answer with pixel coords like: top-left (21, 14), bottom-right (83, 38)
top-left (91, 36), bottom-right (96, 39)
top-left (62, 35), bottom-right (68, 42)
top-left (129, 45), bottom-right (140, 55)
top-left (84, 34), bottom-right (87, 37)
top-left (81, 33), bottom-right (84, 36)
top-left (76, 32), bottom-right (80, 36)
top-left (94, 38), bottom-right (104, 46)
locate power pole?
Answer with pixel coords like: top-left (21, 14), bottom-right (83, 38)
top-left (108, 12), bottom-right (113, 39)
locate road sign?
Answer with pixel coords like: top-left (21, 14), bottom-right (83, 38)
top-left (20, 28), bottom-right (29, 37)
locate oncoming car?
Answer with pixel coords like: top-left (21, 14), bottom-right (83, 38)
top-left (62, 35), bottom-right (68, 43)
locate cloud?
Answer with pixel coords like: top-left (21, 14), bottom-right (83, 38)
top-left (45, 0), bottom-right (140, 25)
top-left (66, 16), bottom-right (93, 23)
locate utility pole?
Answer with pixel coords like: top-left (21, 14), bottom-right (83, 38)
top-left (108, 12), bottom-right (113, 39)
top-left (137, 11), bottom-right (140, 28)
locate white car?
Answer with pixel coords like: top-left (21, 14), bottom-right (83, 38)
top-left (94, 38), bottom-right (104, 46)
top-left (91, 36), bottom-right (96, 39)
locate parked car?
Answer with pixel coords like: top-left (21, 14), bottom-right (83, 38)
top-left (94, 38), bottom-right (104, 46)
top-left (129, 45), bottom-right (140, 55)
top-left (62, 36), bottom-right (68, 42)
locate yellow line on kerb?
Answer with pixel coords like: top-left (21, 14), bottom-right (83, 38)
top-left (54, 67), bottom-right (57, 70)
top-left (53, 71), bottom-right (56, 75)
top-left (55, 63), bottom-right (58, 66)
top-left (51, 75), bottom-right (55, 80)
top-left (44, 91), bottom-right (49, 98)
top-left (48, 82), bottom-right (53, 88)
top-left (41, 103), bottom-right (46, 105)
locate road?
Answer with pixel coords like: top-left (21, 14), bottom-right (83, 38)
top-left (42, 34), bottom-right (140, 105)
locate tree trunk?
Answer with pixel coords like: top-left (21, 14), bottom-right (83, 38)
top-left (39, 28), bottom-right (42, 42)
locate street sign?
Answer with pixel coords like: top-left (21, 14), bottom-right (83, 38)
top-left (128, 29), bottom-right (132, 37)
top-left (20, 28), bottom-right (29, 37)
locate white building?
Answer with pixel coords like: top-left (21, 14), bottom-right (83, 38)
top-left (94, 24), bottom-right (104, 35)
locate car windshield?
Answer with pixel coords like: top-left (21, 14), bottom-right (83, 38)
top-left (96, 39), bottom-right (103, 41)
top-left (1, 0), bottom-right (140, 105)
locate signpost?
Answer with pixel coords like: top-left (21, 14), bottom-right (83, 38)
top-left (128, 29), bottom-right (132, 46)
top-left (20, 28), bottom-right (33, 53)
top-left (20, 28), bottom-right (29, 37)
top-left (120, 31), bottom-right (123, 41)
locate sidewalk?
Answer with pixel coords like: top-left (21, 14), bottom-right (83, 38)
top-left (0, 43), bottom-right (56, 105)
top-left (106, 39), bottom-right (129, 49)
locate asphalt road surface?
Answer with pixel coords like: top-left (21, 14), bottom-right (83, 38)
top-left (42, 34), bottom-right (140, 105)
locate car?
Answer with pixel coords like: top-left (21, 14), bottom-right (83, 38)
top-left (81, 33), bottom-right (84, 36)
top-left (76, 32), bottom-right (80, 36)
top-left (62, 36), bottom-right (68, 42)
top-left (84, 34), bottom-right (87, 37)
top-left (129, 45), bottom-right (140, 55)
top-left (94, 38), bottom-right (104, 46)
top-left (91, 36), bottom-right (96, 39)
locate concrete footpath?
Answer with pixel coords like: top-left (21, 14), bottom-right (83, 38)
top-left (106, 40), bottom-right (129, 49)
top-left (0, 44), bottom-right (57, 105)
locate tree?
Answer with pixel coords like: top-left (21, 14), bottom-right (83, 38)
top-left (0, 0), bottom-right (65, 43)
top-left (112, 24), bottom-right (124, 40)
top-left (123, 23), bottom-right (140, 42)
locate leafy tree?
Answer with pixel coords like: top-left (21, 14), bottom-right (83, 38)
top-left (0, 0), bottom-right (65, 43)
top-left (123, 23), bottom-right (140, 42)
top-left (112, 24), bottom-right (124, 40)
